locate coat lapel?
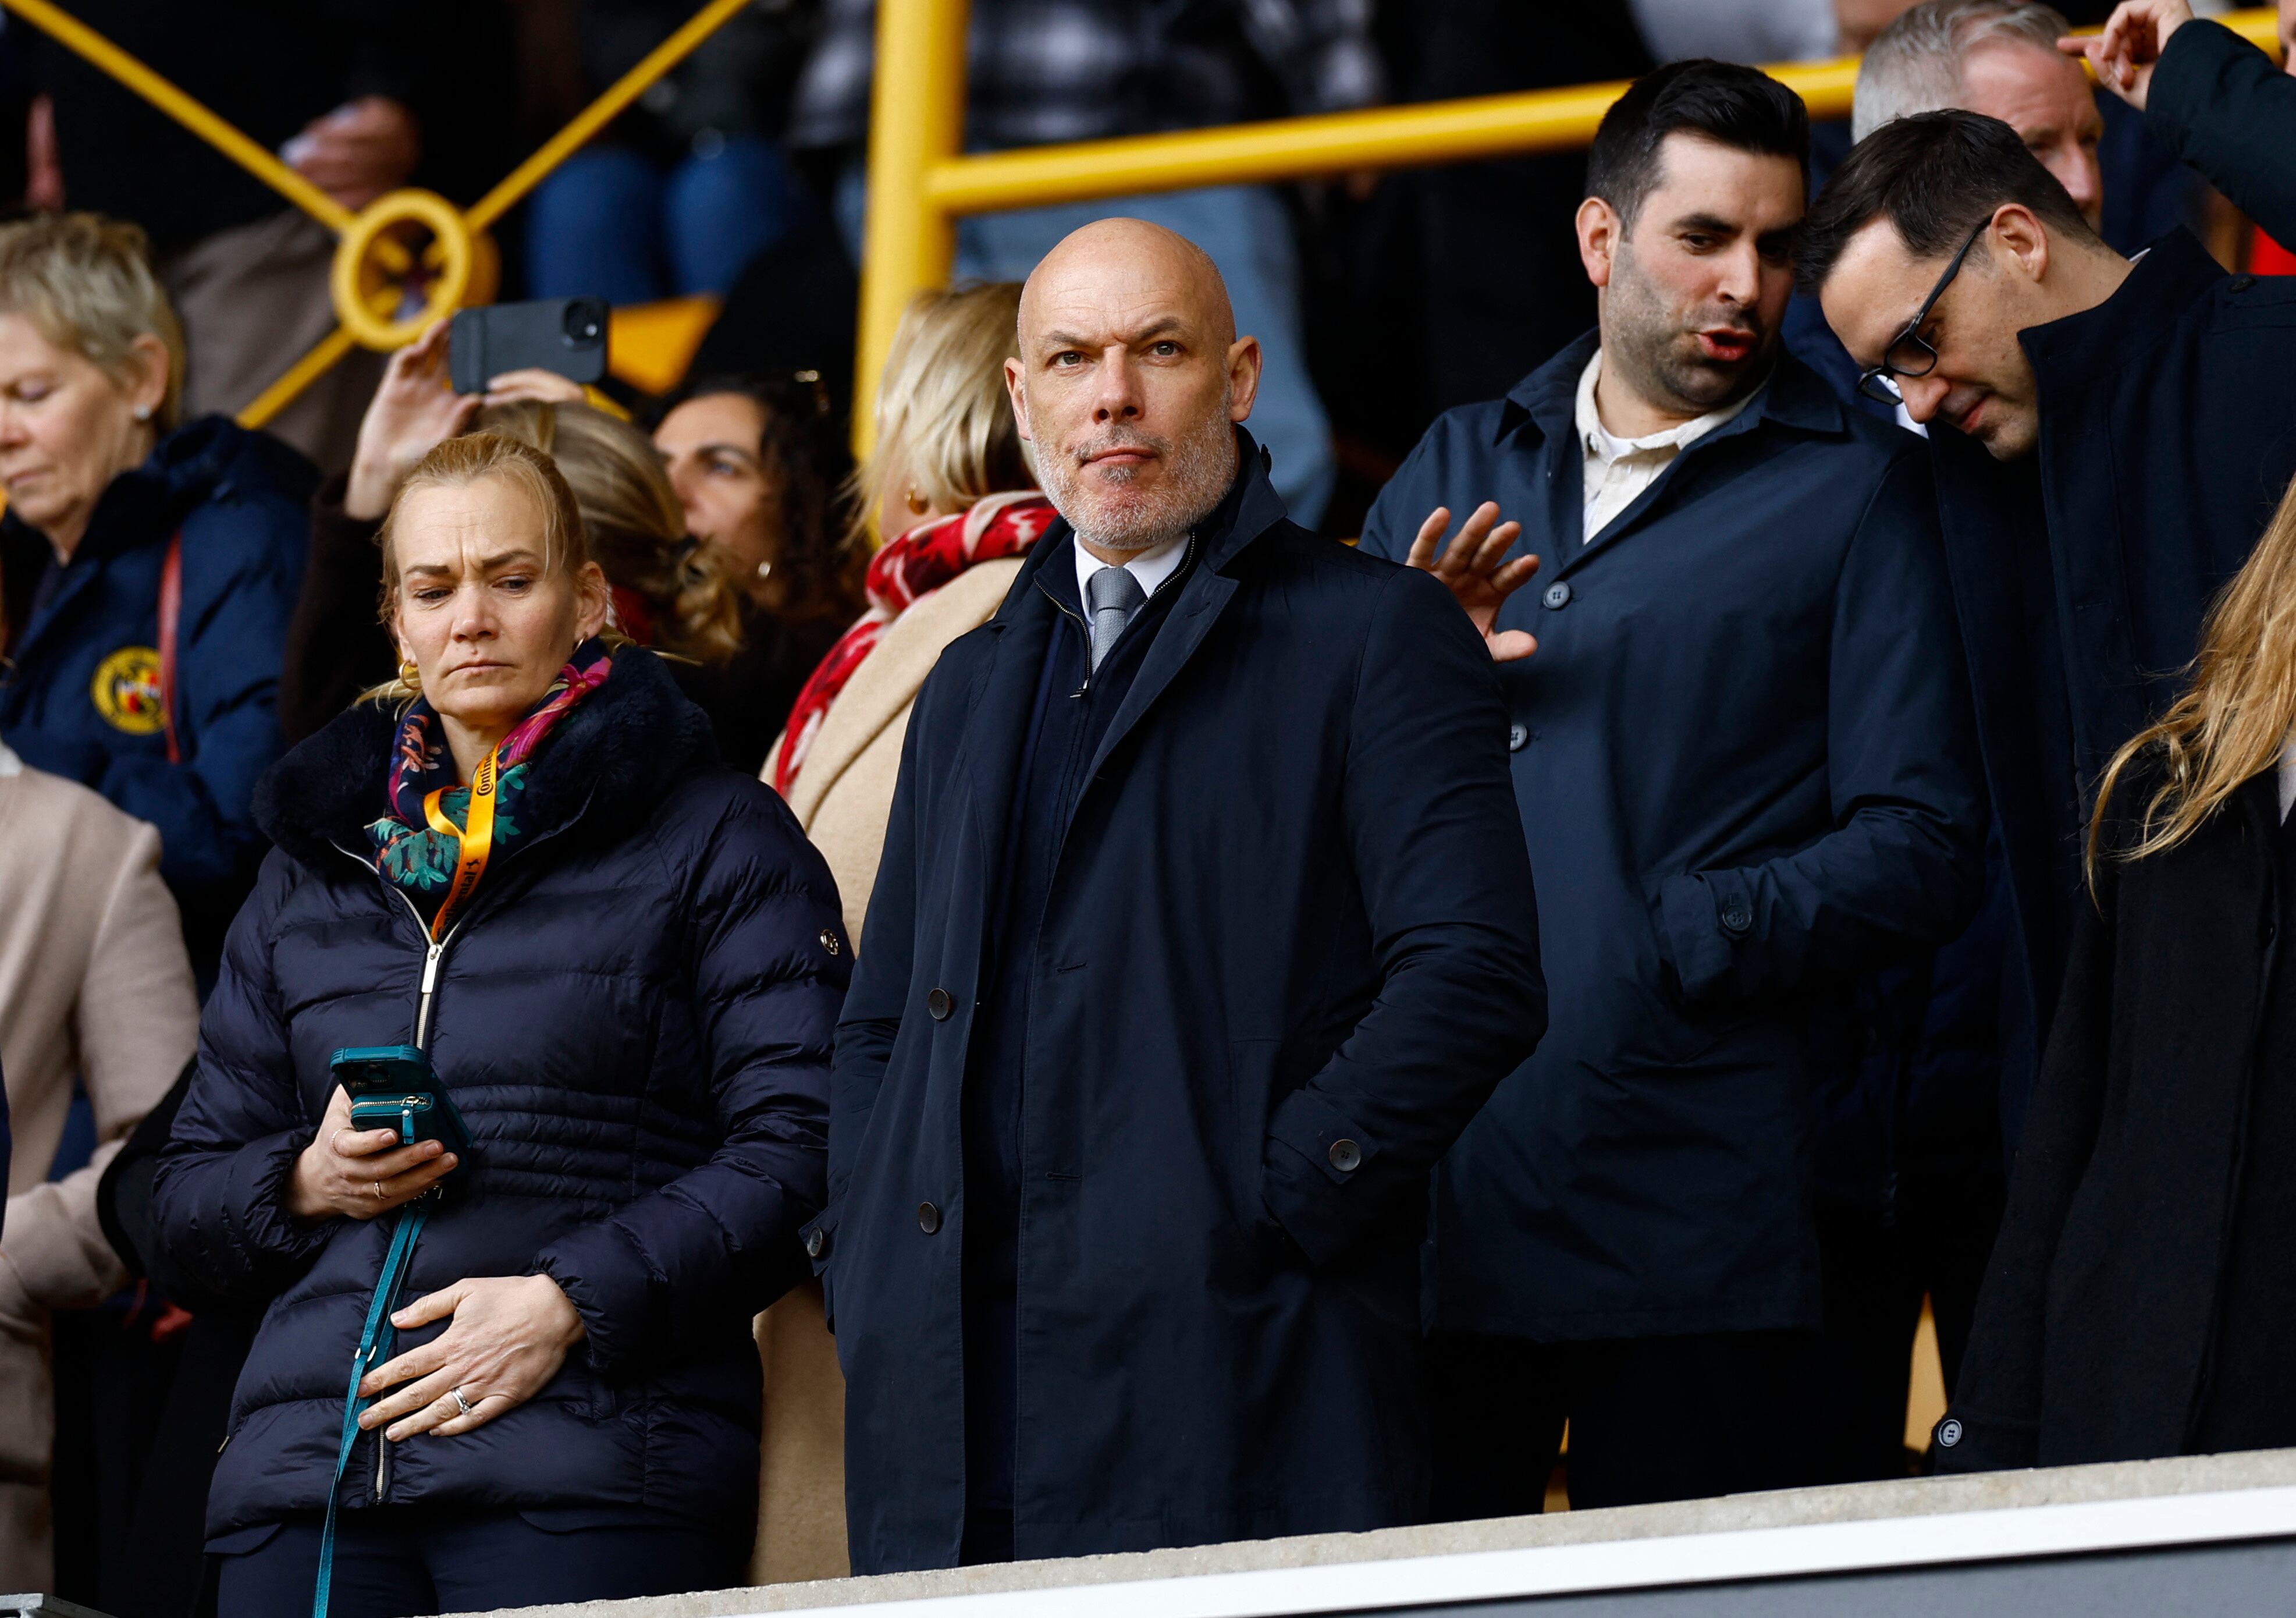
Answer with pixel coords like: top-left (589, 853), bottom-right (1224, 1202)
top-left (1554, 354), bottom-right (1847, 580)
top-left (1495, 331), bottom-right (1590, 570)
top-left (1079, 442), bottom-right (1279, 786)
top-left (955, 545), bottom-right (1061, 902)
top-left (2022, 233), bottom-right (2227, 785)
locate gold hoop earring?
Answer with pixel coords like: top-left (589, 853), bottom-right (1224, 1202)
top-left (905, 487), bottom-right (929, 516)
top-left (397, 659), bottom-right (421, 692)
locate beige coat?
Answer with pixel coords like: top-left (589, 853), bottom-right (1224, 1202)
top-left (0, 744), bottom-right (199, 1591)
top-left (745, 556), bottom-right (1024, 1585)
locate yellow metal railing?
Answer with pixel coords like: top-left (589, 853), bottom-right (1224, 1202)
top-left (855, 3), bottom-right (2287, 455)
top-left (0, 0), bottom-right (763, 429)
top-left (6, 0), bottom-right (2281, 456)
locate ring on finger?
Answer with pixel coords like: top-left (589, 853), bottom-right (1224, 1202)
top-left (372, 1181), bottom-right (383, 1199)
top-left (450, 1386), bottom-right (474, 1417)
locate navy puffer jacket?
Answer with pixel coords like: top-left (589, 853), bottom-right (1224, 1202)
top-left (151, 648), bottom-right (845, 1542)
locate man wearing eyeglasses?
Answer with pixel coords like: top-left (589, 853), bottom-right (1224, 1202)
top-left (1800, 108), bottom-right (2296, 1159)
top-left (1358, 61), bottom-right (1984, 1514)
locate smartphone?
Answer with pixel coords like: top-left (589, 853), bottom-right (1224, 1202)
top-left (332, 1044), bottom-right (473, 1159)
top-left (448, 297), bottom-right (610, 395)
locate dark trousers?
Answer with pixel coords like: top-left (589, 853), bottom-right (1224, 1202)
top-left (1810, 1179), bottom-right (2002, 1483)
top-left (1428, 1329), bottom-right (1825, 1519)
top-left (214, 1506), bottom-right (742, 1617)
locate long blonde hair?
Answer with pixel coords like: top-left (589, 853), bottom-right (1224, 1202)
top-left (2089, 471), bottom-right (2296, 883)
top-left (848, 282), bottom-right (1036, 549)
top-left (481, 399), bottom-right (744, 663)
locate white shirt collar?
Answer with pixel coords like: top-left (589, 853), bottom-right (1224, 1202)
top-left (1073, 529), bottom-right (1191, 604)
top-left (0, 740), bottom-right (19, 777)
top-left (1573, 347), bottom-right (1757, 463)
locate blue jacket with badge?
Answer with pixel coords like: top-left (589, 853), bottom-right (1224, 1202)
top-left (1359, 335), bottom-right (1984, 1342)
top-left (0, 416), bottom-right (314, 976)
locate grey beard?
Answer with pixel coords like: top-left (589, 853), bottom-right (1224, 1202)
top-left (1039, 402), bottom-right (1238, 555)
top-left (1069, 509), bottom-right (1192, 556)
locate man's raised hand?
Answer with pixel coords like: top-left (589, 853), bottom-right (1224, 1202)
top-left (1405, 502), bottom-right (1540, 662)
top-left (2062, 0), bottom-right (2195, 109)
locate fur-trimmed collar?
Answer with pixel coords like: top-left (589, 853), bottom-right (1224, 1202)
top-left (257, 645), bottom-right (722, 872)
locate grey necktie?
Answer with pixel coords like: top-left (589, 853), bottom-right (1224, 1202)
top-left (1085, 563), bottom-right (1146, 672)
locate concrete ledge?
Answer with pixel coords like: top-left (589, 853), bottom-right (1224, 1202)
top-left (471, 1447), bottom-right (2296, 1616)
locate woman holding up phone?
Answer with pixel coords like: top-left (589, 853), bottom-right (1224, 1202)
top-left (152, 434), bottom-right (847, 1615)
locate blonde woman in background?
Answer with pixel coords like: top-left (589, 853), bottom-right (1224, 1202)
top-left (1939, 468), bottom-right (2296, 1474)
top-left (735, 284), bottom-right (1043, 1586)
top-left (768, 282), bottom-right (1046, 942)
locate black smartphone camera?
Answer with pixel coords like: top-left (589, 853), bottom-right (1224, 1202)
top-left (332, 1044), bottom-right (473, 1159)
top-left (448, 297), bottom-right (610, 395)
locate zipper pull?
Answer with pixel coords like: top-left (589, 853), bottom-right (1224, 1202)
top-left (414, 935), bottom-right (448, 1049)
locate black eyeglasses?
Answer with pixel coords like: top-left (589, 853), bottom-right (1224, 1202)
top-left (1855, 218), bottom-right (1989, 407)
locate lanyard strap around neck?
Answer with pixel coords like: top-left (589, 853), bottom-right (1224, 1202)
top-left (420, 744), bottom-right (503, 942)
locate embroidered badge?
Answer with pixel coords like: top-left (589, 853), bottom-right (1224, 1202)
top-left (90, 645), bottom-right (166, 735)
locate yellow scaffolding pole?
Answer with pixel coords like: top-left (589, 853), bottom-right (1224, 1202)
top-left (0, 0), bottom-right (763, 427)
top-left (852, 6), bottom-right (2287, 455)
top-left (4, 0), bottom-right (2279, 455)
top-left (852, 0), bottom-right (971, 457)
top-left (0, 0), bottom-right (357, 233)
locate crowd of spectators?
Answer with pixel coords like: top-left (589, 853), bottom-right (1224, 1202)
top-left (0, 0), bottom-right (2292, 1612)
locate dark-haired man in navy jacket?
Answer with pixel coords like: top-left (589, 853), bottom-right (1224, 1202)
top-left (1361, 59), bottom-right (1985, 1513)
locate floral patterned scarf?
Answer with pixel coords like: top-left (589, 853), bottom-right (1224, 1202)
top-left (365, 638), bottom-right (614, 923)
top-left (770, 491), bottom-right (1055, 796)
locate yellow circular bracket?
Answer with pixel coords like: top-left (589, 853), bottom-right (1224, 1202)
top-left (329, 189), bottom-right (475, 351)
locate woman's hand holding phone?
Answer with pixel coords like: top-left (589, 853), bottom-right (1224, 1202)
top-left (287, 1084), bottom-right (460, 1220)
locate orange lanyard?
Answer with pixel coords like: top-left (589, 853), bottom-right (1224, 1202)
top-left (420, 744), bottom-right (502, 942)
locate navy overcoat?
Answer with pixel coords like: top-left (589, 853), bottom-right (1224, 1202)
top-left (815, 447), bottom-right (1547, 1571)
top-left (151, 650), bottom-right (845, 1544)
top-left (1932, 233), bottom-right (2296, 1146)
top-left (1360, 339), bottom-right (1985, 1343)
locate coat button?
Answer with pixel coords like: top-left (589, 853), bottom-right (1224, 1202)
top-left (918, 1201), bottom-right (942, 1234)
top-left (804, 1227), bottom-right (827, 1259)
top-left (1721, 904), bottom-right (1752, 935)
top-left (1508, 723), bottom-right (1529, 752)
top-left (1542, 581), bottom-right (1572, 610)
top-left (927, 987), bottom-right (953, 1020)
top-left (1328, 1138), bottom-right (1363, 1172)
top-left (1936, 1416), bottom-right (1963, 1448)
